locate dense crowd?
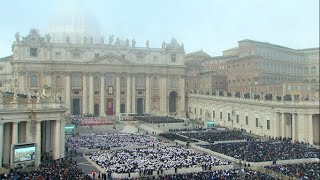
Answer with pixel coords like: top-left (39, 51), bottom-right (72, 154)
top-left (1, 158), bottom-right (91, 180)
top-left (180, 130), bottom-right (255, 143)
top-left (86, 146), bottom-right (231, 173)
top-left (66, 132), bottom-right (163, 149)
top-left (200, 140), bottom-right (320, 162)
top-left (136, 116), bottom-right (184, 124)
top-left (168, 127), bottom-right (204, 132)
top-left (265, 162), bottom-right (320, 179)
top-left (159, 133), bottom-right (198, 143)
top-left (70, 115), bottom-right (112, 126)
top-left (121, 169), bottom-right (277, 180)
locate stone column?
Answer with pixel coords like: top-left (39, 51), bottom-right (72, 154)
top-left (82, 73), bottom-right (88, 114)
top-left (54, 120), bottom-right (60, 159)
top-left (145, 74), bottom-right (150, 113)
top-left (131, 75), bottom-right (136, 113)
top-left (281, 113), bottom-right (285, 138)
top-left (297, 113), bottom-right (305, 143)
top-left (89, 73), bottom-right (94, 114)
top-left (0, 123), bottom-right (3, 167)
top-left (273, 112), bottom-right (278, 138)
top-left (116, 75), bottom-right (120, 115)
top-left (126, 74), bottom-right (131, 113)
top-left (65, 73), bottom-right (71, 114)
top-left (25, 121), bottom-right (32, 143)
top-left (12, 122), bottom-right (18, 145)
top-left (100, 74), bottom-right (106, 117)
top-left (292, 113), bottom-right (296, 141)
top-left (160, 75), bottom-right (167, 115)
top-left (35, 121), bottom-right (41, 166)
top-left (179, 75), bottom-right (185, 117)
top-left (308, 114), bottom-right (313, 144)
top-left (60, 118), bottom-right (65, 158)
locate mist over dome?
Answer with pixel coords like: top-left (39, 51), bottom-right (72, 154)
top-left (48, 10), bottom-right (101, 44)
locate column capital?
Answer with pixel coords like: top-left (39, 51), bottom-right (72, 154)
top-left (42, 71), bottom-right (51, 75)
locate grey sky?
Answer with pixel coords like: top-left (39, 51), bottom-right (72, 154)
top-left (0, 0), bottom-right (318, 57)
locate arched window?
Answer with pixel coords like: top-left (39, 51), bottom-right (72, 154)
top-left (56, 76), bottom-right (62, 87)
top-left (30, 74), bottom-right (38, 87)
top-left (311, 66), bottom-right (317, 74)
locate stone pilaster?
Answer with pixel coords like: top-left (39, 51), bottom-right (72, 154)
top-left (160, 74), bottom-right (167, 115)
top-left (65, 73), bottom-right (71, 114)
top-left (100, 74), bottom-right (106, 117)
top-left (145, 74), bottom-right (150, 113)
top-left (89, 73), bottom-right (94, 114)
top-left (116, 75), bottom-right (120, 116)
top-left (126, 74), bottom-right (131, 113)
top-left (82, 73), bottom-right (88, 114)
top-left (292, 113), bottom-right (296, 141)
top-left (131, 75), bottom-right (136, 113)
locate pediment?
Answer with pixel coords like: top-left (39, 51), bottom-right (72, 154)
top-left (88, 53), bottom-right (131, 65)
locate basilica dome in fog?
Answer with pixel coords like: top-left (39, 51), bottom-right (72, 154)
top-left (48, 9), bottom-right (101, 44)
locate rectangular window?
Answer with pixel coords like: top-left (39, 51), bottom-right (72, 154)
top-left (195, 108), bottom-right (197, 114)
top-left (267, 120), bottom-right (270, 130)
top-left (256, 118), bottom-right (259, 127)
top-left (94, 91), bottom-right (99, 95)
top-left (189, 107), bottom-right (191, 113)
top-left (0, 66), bottom-right (3, 71)
top-left (200, 109), bottom-right (202, 115)
top-left (246, 116), bottom-right (248, 125)
top-left (220, 112), bottom-right (222, 120)
top-left (212, 111), bottom-right (215, 118)
top-left (236, 115), bottom-right (239, 123)
top-left (95, 53), bottom-right (100, 58)
top-left (171, 54), bottom-right (176, 62)
top-left (228, 113), bottom-right (230, 121)
top-left (138, 90), bottom-right (143, 95)
top-left (74, 91), bottom-right (79, 94)
top-left (30, 48), bottom-right (38, 57)
top-left (121, 90), bottom-right (125, 95)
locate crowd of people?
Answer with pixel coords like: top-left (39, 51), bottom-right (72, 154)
top-left (1, 158), bottom-right (91, 180)
top-left (180, 130), bottom-right (255, 143)
top-left (159, 133), bottom-right (198, 143)
top-left (121, 169), bottom-right (277, 180)
top-left (200, 140), bottom-right (320, 162)
top-left (136, 116), bottom-right (184, 124)
top-left (70, 114), bottom-right (112, 126)
top-left (265, 162), bottom-right (320, 179)
top-left (86, 146), bottom-right (231, 174)
top-left (66, 132), bottom-right (163, 149)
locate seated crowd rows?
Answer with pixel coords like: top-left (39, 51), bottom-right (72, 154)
top-left (168, 127), bottom-right (204, 132)
top-left (159, 133), bottom-right (198, 143)
top-left (86, 146), bottom-right (231, 173)
top-left (70, 116), bottom-right (112, 126)
top-left (122, 169), bottom-right (277, 180)
top-left (265, 162), bottom-right (319, 179)
top-left (1, 158), bottom-right (91, 180)
top-left (136, 116), bottom-right (184, 124)
top-left (200, 140), bottom-right (320, 162)
top-left (180, 130), bottom-right (255, 143)
top-left (66, 132), bottom-right (163, 149)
